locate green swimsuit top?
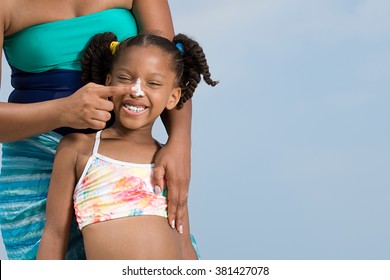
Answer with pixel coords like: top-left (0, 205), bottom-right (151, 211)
top-left (3, 8), bottom-right (138, 73)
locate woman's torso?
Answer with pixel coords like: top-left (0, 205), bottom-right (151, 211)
top-left (3, 0), bottom-right (137, 73)
top-left (3, 0), bottom-right (134, 37)
top-left (4, 8), bottom-right (138, 73)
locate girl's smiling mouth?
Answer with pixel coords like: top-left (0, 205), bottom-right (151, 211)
top-left (123, 104), bottom-right (146, 113)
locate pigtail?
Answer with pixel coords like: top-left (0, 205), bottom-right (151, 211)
top-left (173, 33), bottom-right (218, 108)
top-left (81, 32), bottom-right (118, 85)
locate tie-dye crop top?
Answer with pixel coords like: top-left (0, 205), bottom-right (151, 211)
top-left (73, 131), bottom-right (167, 230)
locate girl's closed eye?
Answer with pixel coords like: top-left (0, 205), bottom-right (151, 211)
top-left (117, 75), bottom-right (134, 82)
top-left (146, 81), bottom-right (163, 88)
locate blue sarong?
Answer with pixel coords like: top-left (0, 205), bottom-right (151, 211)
top-left (0, 132), bottom-right (85, 259)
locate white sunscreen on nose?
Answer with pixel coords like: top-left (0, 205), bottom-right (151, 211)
top-left (134, 78), bottom-right (145, 97)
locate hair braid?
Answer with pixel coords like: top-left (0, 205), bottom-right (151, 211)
top-left (81, 32), bottom-right (118, 85)
top-left (173, 33), bottom-right (218, 108)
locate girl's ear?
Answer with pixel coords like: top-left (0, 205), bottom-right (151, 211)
top-left (165, 87), bottom-right (181, 110)
top-left (105, 74), bottom-right (112, 86)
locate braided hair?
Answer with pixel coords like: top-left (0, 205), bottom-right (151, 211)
top-left (81, 32), bottom-right (218, 109)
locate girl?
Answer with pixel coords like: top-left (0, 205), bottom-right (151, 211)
top-left (37, 32), bottom-right (217, 259)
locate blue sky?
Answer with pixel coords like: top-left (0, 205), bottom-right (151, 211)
top-left (1, 0), bottom-right (390, 259)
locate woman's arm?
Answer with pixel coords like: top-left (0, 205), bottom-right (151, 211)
top-left (154, 101), bottom-right (192, 232)
top-left (132, 0), bottom-right (174, 40)
top-left (36, 136), bottom-right (79, 259)
top-left (0, 2), bottom-right (67, 142)
top-left (0, 82), bottom-right (134, 143)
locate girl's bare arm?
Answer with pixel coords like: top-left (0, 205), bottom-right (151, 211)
top-left (36, 136), bottom-right (79, 259)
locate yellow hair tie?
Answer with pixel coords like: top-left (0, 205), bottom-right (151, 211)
top-left (110, 41), bottom-right (120, 55)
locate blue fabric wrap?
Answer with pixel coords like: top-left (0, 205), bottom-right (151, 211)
top-left (0, 132), bottom-right (85, 259)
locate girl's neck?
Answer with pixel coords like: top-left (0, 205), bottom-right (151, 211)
top-left (107, 124), bottom-right (155, 145)
top-left (97, 124), bottom-right (160, 165)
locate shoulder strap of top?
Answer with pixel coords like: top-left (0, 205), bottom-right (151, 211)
top-left (92, 130), bottom-right (102, 155)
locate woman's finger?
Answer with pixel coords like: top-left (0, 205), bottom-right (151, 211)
top-left (175, 196), bottom-right (187, 234)
top-left (166, 176), bottom-right (179, 230)
top-left (152, 165), bottom-right (166, 195)
top-left (91, 109), bottom-right (112, 123)
top-left (95, 84), bottom-right (133, 99)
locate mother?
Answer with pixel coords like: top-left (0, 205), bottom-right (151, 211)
top-left (0, 0), bottom-right (192, 259)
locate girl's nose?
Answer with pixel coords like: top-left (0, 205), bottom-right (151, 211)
top-left (131, 77), bottom-right (145, 97)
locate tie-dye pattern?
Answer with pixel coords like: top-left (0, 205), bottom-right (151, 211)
top-left (73, 132), bottom-right (167, 230)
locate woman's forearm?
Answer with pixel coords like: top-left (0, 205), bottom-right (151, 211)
top-left (0, 99), bottom-right (64, 143)
top-left (161, 99), bottom-right (192, 146)
top-left (0, 82), bottom-right (128, 143)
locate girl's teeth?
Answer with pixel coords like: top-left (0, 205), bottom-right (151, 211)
top-left (124, 105), bottom-right (145, 112)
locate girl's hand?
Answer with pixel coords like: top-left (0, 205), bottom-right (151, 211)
top-left (59, 82), bottom-right (131, 130)
top-left (152, 140), bottom-right (191, 234)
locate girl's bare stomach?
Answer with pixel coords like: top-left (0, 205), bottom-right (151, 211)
top-left (82, 215), bottom-right (182, 260)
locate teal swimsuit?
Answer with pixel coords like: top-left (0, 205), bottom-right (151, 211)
top-left (4, 8), bottom-right (137, 73)
top-left (0, 9), bottom-right (138, 259)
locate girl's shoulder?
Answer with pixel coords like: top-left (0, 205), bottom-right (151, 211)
top-left (59, 132), bottom-right (96, 157)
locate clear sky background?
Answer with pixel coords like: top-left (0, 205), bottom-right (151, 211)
top-left (1, 0), bottom-right (390, 260)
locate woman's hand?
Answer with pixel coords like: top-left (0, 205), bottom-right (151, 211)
top-left (59, 82), bottom-right (132, 130)
top-left (0, 83), bottom-right (132, 143)
top-left (152, 140), bottom-right (191, 234)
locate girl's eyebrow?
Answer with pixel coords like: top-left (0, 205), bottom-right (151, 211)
top-left (116, 67), bottom-right (132, 72)
top-left (148, 72), bottom-right (166, 78)
top-left (115, 68), bottom-right (165, 76)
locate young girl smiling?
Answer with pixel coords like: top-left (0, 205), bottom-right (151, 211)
top-left (37, 32), bottom-right (217, 259)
